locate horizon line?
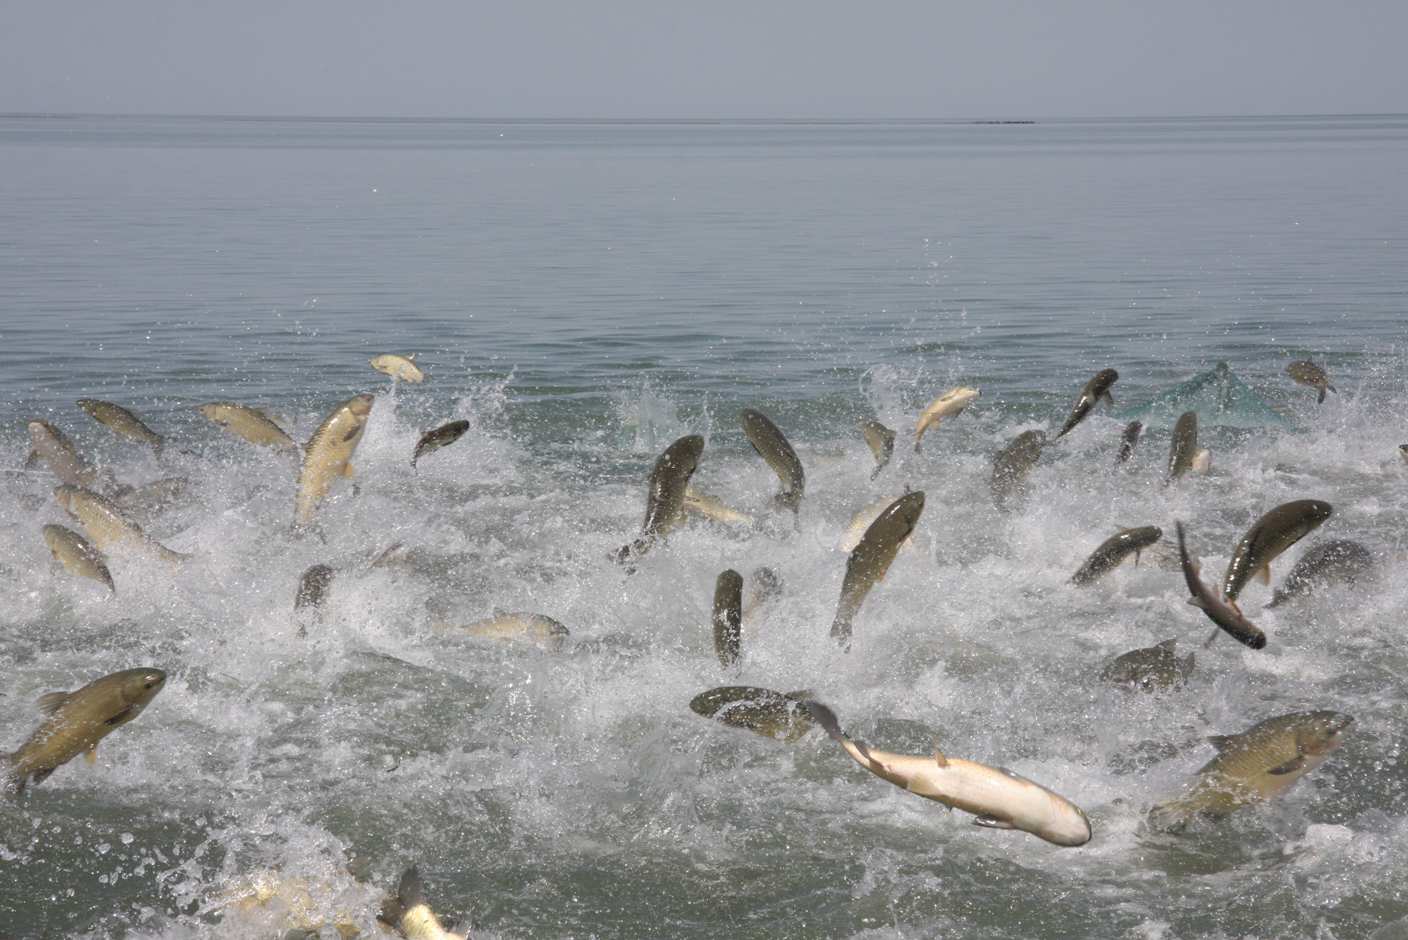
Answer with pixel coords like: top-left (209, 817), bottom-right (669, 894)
top-left (2, 110), bottom-right (1406, 125)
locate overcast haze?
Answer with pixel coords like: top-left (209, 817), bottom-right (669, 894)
top-left (2, 1), bottom-right (1405, 118)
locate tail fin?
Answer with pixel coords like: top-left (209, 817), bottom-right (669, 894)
top-left (804, 701), bottom-right (847, 744)
top-left (2, 752), bottom-right (22, 799)
top-left (1317, 387), bottom-right (1327, 405)
top-left (379, 865), bottom-right (423, 927)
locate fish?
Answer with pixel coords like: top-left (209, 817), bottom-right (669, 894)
top-left (379, 866), bottom-right (466, 940)
top-left (1147, 710), bottom-right (1353, 832)
top-left (689, 687), bottom-right (814, 742)
top-left (370, 354), bottom-right (426, 384)
top-left (1222, 499), bottom-right (1333, 603)
top-left (990, 429), bottom-right (1046, 511)
top-left (1400, 444), bottom-right (1408, 465)
top-left (1265, 539), bottom-right (1375, 608)
top-left (1116, 420), bottom-right (1142, 465)
top-left (197, 402), bottom-right (299, 454)
top-left (110, 475), bottom-right (192, 523)
top-left (838, 491), bottom-right (916, 553)
top-left (807, 701), bottom-right (1092, 847)
top-left (1174, 522), bottom-right (1267, 650)
top-left (1286, 360), bottom-right (1335, 404)
top-left (1070, 526), bottom-right (1163, 586)
top-left (436, 611), bottom-right (570, 649)
top-left (41, 524), bottom-right (115, 594)
top-left (682, 487), bottom-right (754, 527)
top-left (28, 419), bottom-right (103, 489)
top-left (211, 871), bottom-right (360, 939)
top-left (1055, 369), bottom-right (1118, 439)
top-left (1099, 639), bottom-right (1194, 692)
top-left (612, 434), bottom-right (704, 566)
top-left (54, 484), bottom-right (190, 563)
top-left (743, 565), bottom-right (783, 619)
top-left (2, 667), bottom-right (166, 797)
top-left (740, 408), bottom-right (804, 513)
top-left (295, 564), bottom-right (335, 612)
top-left (914, 387), bottom-right (980, 453)
top-left (295, 393), bottom-right (375, 527)
top-left (1166, 411), bottom-right (1199, 483)
top-left (76, 399), bottom-right (163, 452)
top-left (829, 490), bottom-right (925, 648)
top-left (859, 419), bottom-right (895, 478)
top-left (712, 569), bottom-right (743, 667)
top-left (411, 419), bottom-right (470, 469)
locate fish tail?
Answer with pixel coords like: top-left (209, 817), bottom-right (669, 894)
top-left (1317, 387), bottom-right (1327, 405)
top-left (803, 701), bottom-right (847, 744)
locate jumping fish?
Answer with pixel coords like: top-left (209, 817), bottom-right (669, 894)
top-left (612, 434), bottom-right (704, 566)
top-left (295, 564), bottom-right (335, 612)
top-left (379, 866), bottom-right (466, 940)
top-left (1116, 420), bottom-right (1142, 465)
top-left (2, 668), bottom-right (166, 797)
top-left (1265, 539), bottom-right (1375, 608)
top-left (839, 491), bottom-right (916, 553)
top-left (1166, 411), bottom-right (1199, 483)
top-left (111, 476), bottom-right (192, 523)
top-left (860, 419), bottom-right (895, 478)
top-left (1070, 526), bottom-right (1163, 586)
top-left (197, 402), bottom-right (299, 454)
top-left (27, 420), bottom-right (103, 489)
top-left (990, 430), bottom-right (1046, 511)
top-left (743, 565), bottom-right (783, 618)
top-left (1099, 639), bottom-right (1193, 692)
top-left (829, 490), bottom-right (925, 648)
top-left (77, 399), bottom-right (163, 452)
top-left (54, 484), bottom-right (189, 563)
top-left (1055, 369), bottom-right (1118, 439)
top-left (1222, 499), bottom-right (1333, 603)
top-left (740, 408), bottom-right (804, 514)
top-left (712, 569), bottom-right (743, 667)
top-left (1147, 711), bottom-right (1353, 832)
top-left (689, 687), bottom-right (813, 742)
top-left (682, 487), bottom-right (754, 527)
top-left (914, 387), bottom-right (980, 453)
top-left (412, 420), bottom-right (470, 469)
top-left (1175, 522), bottom-right (1267, 650)
top-left (438, 611), bottom-right (570, 649)
top-left (41, 524), bottom-right (115, 594)
top-left (295, 393), bottom-right (375, 527)
top-left (807, 701), bottom-right (1092, 847)
top-left (1286, 360), bottom-right (1335, 404)
top-left (370, 354), bottom-right (426, 384)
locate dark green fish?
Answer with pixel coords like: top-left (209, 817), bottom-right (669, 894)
top-left (1176, 522), bottom-right (1267, 650)
top-left (859, 420), bottom-right (895, 479)
top-left (612, 434), bottom-right (704, 566)
top-left (689, 686), bottom-right (813, 742)
top-left (1055, 369), bottom-right (1118, 439)
top-left (1166, 411), bottom-right (1199, 483)
top-left (1265, 539), bottom-right (1374, 608)
top-left (1070, 526), bottom-right (1163, 586)
top-left (1099, 639), bottom-right (1193, 692)
top-left (1116, 420), bottom-right (1142, 465)
top-left (712, 569), bottom-right (743, 667)
top-left (740, 409), bottom-right (804, 513)
top-left (412, 420), bottom-right (470, 469)
top-left (990, 430), bottom-right (1046, 511)
top-left (1222, 499), bottom-right (1333, 603)
top-left (1286, 360), bottom-right (1335, 404)
top-left (830, 490), bottom-right (925, 648)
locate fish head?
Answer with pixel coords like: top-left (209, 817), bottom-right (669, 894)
top-left (665, 434), bottom-right (705, 474)
top-left (1299, 500), bottom-right (1334, 528)
top-left (1046, 803), bottom-right (1093, 847)
top-left (117, 668), bottom-right (167, 709)
top-left (28, 419), bottom-right (60, 447)
top-left (52, 484), bottom-right (80, 512)
top-left (882, 490), bottom-right (926, 537)
top-left (345, 394), bottom-right (376, 419)
top-left (1295, 711), bottom-right (1353, 756)
top-left (1093, 368), bottom-right (1120, 388)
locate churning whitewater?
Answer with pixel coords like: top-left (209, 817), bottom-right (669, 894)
top-left (3, 353), bottom-right (1408, 938)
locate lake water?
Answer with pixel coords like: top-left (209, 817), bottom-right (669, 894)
top-left (1, 114), bottom-right (1407, 938)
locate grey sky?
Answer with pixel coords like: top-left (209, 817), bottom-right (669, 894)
top-left (2, 1), bottom-right (1404, 118)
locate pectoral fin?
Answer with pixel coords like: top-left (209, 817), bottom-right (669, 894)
top-left (1101, 391), bottom-right (1115, 407)
top-left (1256, 564), bottom-right (1272, 586)
top-left (932, 746), bottom-right (949, 769)
top-left (340, 462), bottom-right (356, 478)
top-left (973, 814), bottom-right (1016, 830)
top-left (84, 745), bottom-right (98, 765)
top-left (1267, 756), bottom-right (1306, 776)
top-left (1207, 734), bottom-right (1235, 751)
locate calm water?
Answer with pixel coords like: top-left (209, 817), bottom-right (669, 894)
top-left (1, 114), bottom-right (1407, 938)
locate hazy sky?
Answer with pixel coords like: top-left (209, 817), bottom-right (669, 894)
top-left (2, 1), bottom-right (1404, 118)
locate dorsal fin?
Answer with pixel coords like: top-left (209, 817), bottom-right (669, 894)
top-left (36, 691), bottom-right (70, 715)
top-left (932, 745), bottom-right (949, 768)
top-left (783, 690), bottom-right (813, 701)
top-left (1155, 639), bottom-right (1178, 652)
top-left (1208, 734), bottom-right (1236, 751)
